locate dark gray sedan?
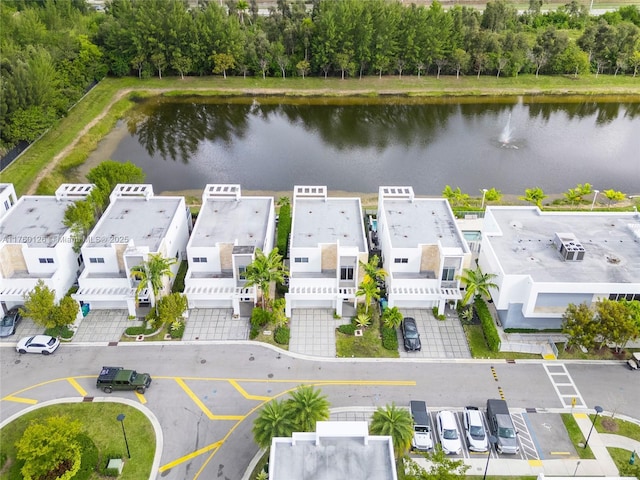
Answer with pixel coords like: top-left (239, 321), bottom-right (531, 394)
top-left (401, 317), bottom-right (421, 351)
top-left (0, 306), bottom-right (23, 337)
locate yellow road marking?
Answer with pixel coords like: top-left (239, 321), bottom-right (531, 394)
top-left (573, 413), bottom-right (588, 419)
top-left (135, 391), bottom-right (147, 404)
top-left (175, 378), bottom-right (243, 421)
top-left (2, 395), bottom-right (38, 404)
top-left (67, 378), bottom-right (87, 397)
top-left (550, 451), bottom-right (571, 455)
top-left (528, 460), bottom-right (543, 467)
top-left (228, 380), bottom-right (271, 401)
top-left (159, 441), bottom-right (223, 472)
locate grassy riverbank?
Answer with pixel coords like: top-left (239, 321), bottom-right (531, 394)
top-left (2, 74), bottom-right (639, 197)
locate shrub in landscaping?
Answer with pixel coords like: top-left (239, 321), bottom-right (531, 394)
top-left (251, 308), bottom-right (272, 328)
top-left (169, 320), bottom-right (185, 339)
top-left (124, 325), bottom-right (155, 336)
top-left (75, 434), bottom-right (98, 480)
top-left (44, 325), bottom-right (74, 340)
top-left (250, 325), bottom-right (260, 339)
top-left (276, 202), bottom-right (292, 257)
top-left (338, 324), bottom-right (356, 335)
top-left (274, 326), bottom-right (290, 345)
top-left (475, 297), bottom-right (501, 352)
top-left (381, 327), bottom-right (399, 350)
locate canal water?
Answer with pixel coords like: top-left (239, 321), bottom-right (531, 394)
top-left (87, 96), bottom-right (640, 195)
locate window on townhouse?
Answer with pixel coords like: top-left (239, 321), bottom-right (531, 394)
top-left (442, 267), bottom-right (456, 282)
top-left (238, 266), bottom-right (247, 280)
top-left (394, 258), bottom-right (408, 263)
top-left (294, 257), bottom-right (309, 263)
top-left (609, 293), bottom-right (640, 301)
top-left (38, 258), bottom-right (54, 264)
top-left (192, 257), bottom-right (207, 263)
top-left (340, 266), bottom-right (354, 280)
top-left (89, 258), bottom-right (105, 264)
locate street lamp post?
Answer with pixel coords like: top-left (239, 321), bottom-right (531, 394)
top-left (117, 413), bottom-right (131, 458)
top-left (481, 188), bottom-right (489, 210)
top-left (482, 435), bottom-right (497, 480)
top-left (590, 190), bottom-right (599, 210)
top-left (583, 405), bottom-right (603, 449)
top-left (573, 460), bottom-right (581, 476)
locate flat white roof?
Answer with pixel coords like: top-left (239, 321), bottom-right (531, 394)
top-left (291, 198), bottom-right (366, 251)
top-left (485, 207), bottom-right (640, 283)
top-left (381, 197), bottom-right (467, 250)
top-left (0, 196), bottom-right (76, 248)
top-left (87, 196), bottom-right (183, 250)
top-left (189, 196), bottom-right (272, 248)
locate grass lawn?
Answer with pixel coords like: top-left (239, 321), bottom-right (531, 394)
top-left (607, 447), bottom-right (640, 478)
top-left (595, 415), bottom-right (640, 441)
top-left (464, 324), bottom-right (540, 360)
top-left (336, 313), bottom-right (399, 358)
top-left (0, 402), bottom-right (155, 480)
top-left (560, 414), bottom-right (596, 459)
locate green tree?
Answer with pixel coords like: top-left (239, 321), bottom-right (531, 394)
top-left (63, 199), bottom-right (95, 252)
top-left (52, 296), bottom-right (80, 331)
top-left (296, 59), bottom-right (310, 78)
top-left (86, 160), bottom-right (145, 195)
top-left (382, 306), bottom-right (403, 329)
top-left (16, 415), bottom-right (83, 480)
top-left (157, 292), bottom-right (188, 327)
top-left (596, 298), bottom-right (639, 352)
top-left (287, 385), bottom-right (330, 432)
top-left (130, 253), bottom-right (177, 314)
top-left (21, 280), bottom-right (56, 328)
top-left (484, 187), bottom-right (502, 203)
top-left (369, 403), bottom-right (413, 459)
top-left (151, 52), bottom-right (167, 79)
top-left (244, 248), bottom-right (288, 310)
top-left (211, 52), bottom-right (236, 79)
top-left (252, 399), bottom-right (295, 449)
top-left (520, 187), bottom-right (547, 208)
top-left (562, 302), bottom-right (597, 351)
top-left (457, 264), bottom-right (498, 305)
top-left (404, 444), bottom-right (470, 479)
top-left (172, 53), bottom-right (192, 80)
top-left (356, 278), bottom-right (381, 314)
top-left (450, 48), bottom-right (469, 78)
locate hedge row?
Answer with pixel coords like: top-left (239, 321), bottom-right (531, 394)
top-left (277, 203), bottom-right (292, 258)
top-left (475, 297), bottom-right (501, 352)
top-left (381, 327), bottom-right (398, 351)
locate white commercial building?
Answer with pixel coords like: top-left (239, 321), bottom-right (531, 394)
top-left (285, 186), bottom-right (368, 317)
top-left (377, 186), bottom-right (470, 315)
top-left (183, 184), bottom-right (275, 315)
top-left (0, 184), bottom-right (94, 312)
top-left (73, 184), bottom-right (190, 316)
top-left (479, 206), bottom-right (640, 329)
top-left (269, 421), bottom-right (397, 480)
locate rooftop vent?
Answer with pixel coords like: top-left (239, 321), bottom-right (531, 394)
top-left (553, 233), bottom-right (585, 262)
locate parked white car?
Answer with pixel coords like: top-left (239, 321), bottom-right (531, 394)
top-left (463, 406), bottom-right (489, 452)
top-left (436, 410), bottom-right (462, 455)
top-left (16, 335), bottom-right (60, 355)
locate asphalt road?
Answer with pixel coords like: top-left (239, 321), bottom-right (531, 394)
top-left (0, 342), bottom-right (636, 480)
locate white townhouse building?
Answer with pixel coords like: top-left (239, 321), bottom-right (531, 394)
top-left (183, 184), bottom-right (275, 315)
top-left (285, 186), bottom-right (368, 317)
top-left (0, 183), bottom-right (18, 220)
top-left (269, 421), bottom-right (397, 480)
top-left (73, 184), bottom-right (190, 316)
top-left (479, 206), bottom-right (640, 329)
top-left (376, 186), bottom-right (471, 315)
top-left (0, 184), bottom-right (94, 312)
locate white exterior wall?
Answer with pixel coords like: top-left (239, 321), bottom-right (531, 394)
top-left (289, 247), bottom-right (324, 274)
top-left (187, 246), bottom-right (221, 274)
top-left (81, 246), bottom-right (122, 274)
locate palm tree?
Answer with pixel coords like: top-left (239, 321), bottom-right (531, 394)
top-left (252, 399), bottom-right (295, 449)
top-left (382, 306), bottom-right (403, 329)
top-left (520, 187), bottom-right (547, 208)
top-left (457, 264), bottom-right (499, 306)
top-left (244, 248), bottom-right (288, 309)
top-left (356, 279), bottom-right (380, 314)
top-left (288, 385), bottom-right (330, 432)
top-left (130, 253), bottom-right (176, 314)
top-left (369, 403), bottom-right (413, 459)
top-left (359, 254), bottom-right (387, 285)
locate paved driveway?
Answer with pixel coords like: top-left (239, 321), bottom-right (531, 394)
top-left (73, 309), bottom-right (131, 343)
top-left (397, 308), bottom-right (471, 359)
top-left (183, 308), bottom-right (249, 341)
top-left (289, 309), bottom-right (351, 357)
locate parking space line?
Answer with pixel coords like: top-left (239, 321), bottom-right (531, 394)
top-left (228, 380), bottom-right (272, 401)
top-left (175, 378), bottom-right (243, 421)
top-left (1, 395), bottom-right (38, 405)
top-left (67, 378), bottom-right (87, 397)
top-left (511, 412), bottom-right (540, 460)
top-left (542, 364), bottom-right (586, 408)
top-left (135, 390), bottom-right (147, 404)
top-left (158, 440), bottom-right (223, 473)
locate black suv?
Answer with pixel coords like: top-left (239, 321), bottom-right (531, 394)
top-left (401, 317), bottom-right (421, 351)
